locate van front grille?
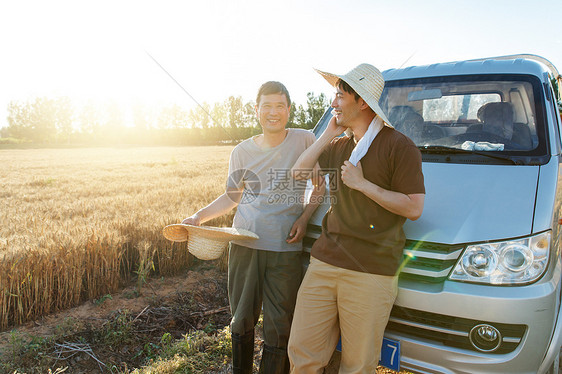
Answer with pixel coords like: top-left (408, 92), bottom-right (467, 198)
top-left (304, 228), bottom-right (464, 283)
top-left (303, 228), bottom-right (527, 354)
top-left (387, 306), bottom-right (526, 354)
top-left (399, 240), bottom-right (464, 282)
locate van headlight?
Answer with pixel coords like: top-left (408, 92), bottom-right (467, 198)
top-left (449, 231), bottom-right (551, 285)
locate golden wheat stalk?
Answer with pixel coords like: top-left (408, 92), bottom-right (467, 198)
top-left (0, 146), bottom-right (233, 329)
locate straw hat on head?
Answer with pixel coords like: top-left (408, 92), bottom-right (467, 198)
top-left (315, 63), bottom-right (393, 128)
top-left (163, 224), bottom-right (259, 260)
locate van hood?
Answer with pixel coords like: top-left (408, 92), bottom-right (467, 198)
top-left (404, 163), bottom-right (539, 244)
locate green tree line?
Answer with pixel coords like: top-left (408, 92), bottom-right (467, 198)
top-left (0, 93), bottom-right (329, 146)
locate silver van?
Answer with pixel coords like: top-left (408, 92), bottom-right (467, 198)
top-left (306, 55), bottom-right (562, 373)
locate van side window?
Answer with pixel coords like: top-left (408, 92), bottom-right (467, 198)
top-left (549, 84), bottom-right (562, 154)
top-left (550, 85), bottom-right (562, 154)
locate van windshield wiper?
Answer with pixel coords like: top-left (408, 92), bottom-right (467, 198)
top-left (420, 145), bottom-right (519, 165)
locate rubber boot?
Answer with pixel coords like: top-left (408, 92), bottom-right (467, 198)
top-left (258, 345), bottom-right (290, 374)
top-left (232, 331), bottom-right (254, 374)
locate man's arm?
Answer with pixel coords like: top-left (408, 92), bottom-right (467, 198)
top-left (182, 188), bottom-right (242, 226)
top-left (286, 177), bottom-right (326, 243)
top-left (341, 160), bottom-right (425, 221)
top-left (291, 117), bottom-right (345, 179)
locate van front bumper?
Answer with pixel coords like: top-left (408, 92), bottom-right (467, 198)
top-left (387, 262), bottom-right (562, 374)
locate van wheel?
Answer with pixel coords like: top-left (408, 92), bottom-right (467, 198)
top-left (547, 350), bottom-right (560, 374)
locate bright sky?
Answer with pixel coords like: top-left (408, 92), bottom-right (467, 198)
top-left (0, 0), bottom-right (561, 128)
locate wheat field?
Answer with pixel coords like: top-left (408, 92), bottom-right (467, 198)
top-left (0, 146), bottom-right (235, 329)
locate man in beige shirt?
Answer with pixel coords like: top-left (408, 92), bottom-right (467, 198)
top-left (183, 81), bottom-right (325, 374)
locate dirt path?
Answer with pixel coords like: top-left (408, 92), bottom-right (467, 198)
top-left (3, 266), bottom-right (548, 374)
top-left (0, 268), bottom-right (216, 347)
top-left (0, 266), bottom-right (231, 373)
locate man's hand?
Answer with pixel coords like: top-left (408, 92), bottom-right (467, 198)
top-left (341, 161), bottom-right (426, 221)
top-left (325, 115), bottom-right (346, 139)
top-left (182, 213), bottom-right (201, 226)
top-left (291, 115), bottom-right (343, 178)
top-left (341, 160), bottom-right (366, 191)
top-left (286, 215), bottom-right (307, 243)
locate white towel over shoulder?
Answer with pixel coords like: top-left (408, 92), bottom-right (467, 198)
top-left (348, 117), bottom-right (384, 166)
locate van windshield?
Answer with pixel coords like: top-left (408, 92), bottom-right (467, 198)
top-left (379, 75), bottom-right (548, 160)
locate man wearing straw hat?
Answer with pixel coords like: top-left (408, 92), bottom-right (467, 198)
top-left (287, 64), bottom-right (425, 373)
top-left (182, 81), bottom-right (325, 374)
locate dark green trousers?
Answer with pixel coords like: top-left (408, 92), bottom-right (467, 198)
top-left (228, 243), bottom-right (303, 348)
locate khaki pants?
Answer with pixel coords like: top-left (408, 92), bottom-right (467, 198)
top-left (228, 243), bottom-right (303, 348)
top-left (288, 257), bottom-right (398, 374)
